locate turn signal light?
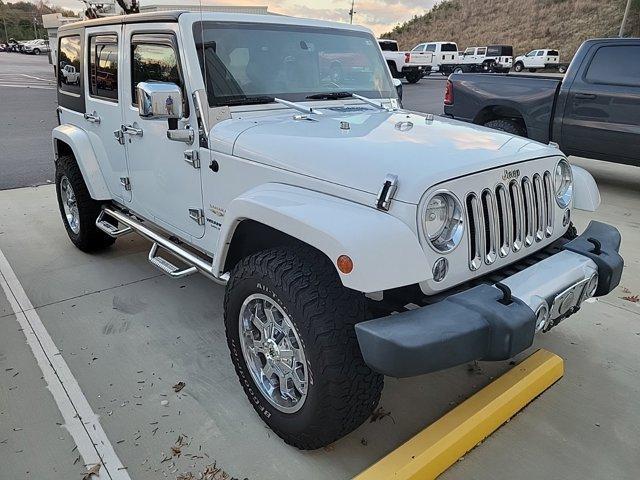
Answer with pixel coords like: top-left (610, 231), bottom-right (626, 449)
top-left (337, 255), bottom-right (354, 274)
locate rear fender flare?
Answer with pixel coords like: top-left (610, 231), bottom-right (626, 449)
top-left (52, 124), bottom-right (110, 200)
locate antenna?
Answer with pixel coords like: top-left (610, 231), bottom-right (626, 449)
top-left (349, 0), bottom-right (356, 24)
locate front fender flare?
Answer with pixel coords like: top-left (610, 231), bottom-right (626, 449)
top-left (215, 184), bottom-right (431, 293)
top-left (52, 124), bottom-right (110, 200)
top-left (571, 165), bottom-right (601, 212)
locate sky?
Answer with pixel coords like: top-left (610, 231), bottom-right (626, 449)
top-left (16, 0), bottom-right (439, 35)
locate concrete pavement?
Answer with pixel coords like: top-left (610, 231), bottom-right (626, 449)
top-left (0, 158), bottom-right (639, 479)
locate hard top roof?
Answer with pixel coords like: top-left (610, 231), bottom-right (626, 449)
top-left (59, 11), bottom-right (184, 32)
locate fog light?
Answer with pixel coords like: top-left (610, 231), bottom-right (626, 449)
top-left (535, 304), bottom-right (550, 332)
top-left (583, 273), bottom-right (599, 300)
top-left (432, 257), bottom-right (448, 282)
top-left (563, 209), bottom-right (571, 227)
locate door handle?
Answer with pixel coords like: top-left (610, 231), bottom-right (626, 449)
top-left (574, 93), bottom-right (597, 100)
top-left (121, 124), bottom-right (144, 138)
top-left (84, 111), bottom-right (101, 124)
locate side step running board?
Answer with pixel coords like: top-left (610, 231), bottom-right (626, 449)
top-left (100, 207), bottom-right (228, 285)
top-left (148, 243), bottom-right (197, 279)
top-left (96, 210), bottom-right (134, 237)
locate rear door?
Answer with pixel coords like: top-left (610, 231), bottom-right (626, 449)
top-left (83, 26), bottom-right (131, 202)
top-left (561, 44), bottom-right (640, 165)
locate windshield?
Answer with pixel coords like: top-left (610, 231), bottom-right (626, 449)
top-left (193, 22), bottom-right (395, 107)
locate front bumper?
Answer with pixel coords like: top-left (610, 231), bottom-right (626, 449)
top-left (355, 221), bottom-right (623, 377)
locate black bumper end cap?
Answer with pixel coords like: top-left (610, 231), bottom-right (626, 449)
top-left (563, 221), bottom-right (623, 296)
top-left (355, 284), bottom-right (536, 378)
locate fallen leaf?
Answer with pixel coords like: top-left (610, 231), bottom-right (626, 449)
top-left (171, 445), bottom-right (181, 457)
top-left (621, 295), bottom-right (639, 304)
top-left (82, 463), bottom-right (100, 480)
top-left (173, 381), bottom-right (186, 393)
top-left (369, 407), bottom-right (395, 424)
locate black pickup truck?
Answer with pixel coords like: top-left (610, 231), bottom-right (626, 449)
top-left (444, 38), bottom-right (640, 166)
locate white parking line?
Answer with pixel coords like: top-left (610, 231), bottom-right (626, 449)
top-left (0, 84), bottom-right (55, 90)
top-left (20, 73), bottom-right (54, 82)
top-left (0, 248), bottom-right (131, 480)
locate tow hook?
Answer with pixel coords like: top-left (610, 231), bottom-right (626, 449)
top-left (543, 305), bottom-right (581, 332)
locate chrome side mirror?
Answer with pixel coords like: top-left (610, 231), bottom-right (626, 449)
top-left (137, 81), bottom-right (184, 120)
top-left (393, 78), bottom-right (403, 102)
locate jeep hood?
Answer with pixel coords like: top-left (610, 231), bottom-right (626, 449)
top-left (215, 106), bottom-right (558, 204)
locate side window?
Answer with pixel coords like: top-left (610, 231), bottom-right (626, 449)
top-left (131, 35), bottom-right (184, 107)
top-left (412, 44), bottom-right (424, 52)
top-left (58, 35), bottom-right (82, 95)
top-left (526, 51), bottom-right (536, 57)
top-left (537, 51), bottom-right (544, 56)
top-left (477, 47), bottom-right (486, 56)
top-left (89, 35), bottom-right (118, 101)
top-left (585, 45), bottom-right (640, 87)
top-left (425, 44), bottom-right (436, 52)
top-left (463, 47), bottom-right (474, 55)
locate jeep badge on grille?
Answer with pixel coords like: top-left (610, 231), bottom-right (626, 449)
top-left (502, 168), bottom-right (521, 181)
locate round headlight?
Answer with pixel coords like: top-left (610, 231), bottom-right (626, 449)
top-left (554, 159), bottom-right (573, 208)
top-left (423, 191), bottom-right (464, 253)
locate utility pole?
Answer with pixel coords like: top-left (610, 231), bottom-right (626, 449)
top-left (33, 17), bottom-right (38, 39)
top-left (349, 0), bottom-right (356, 24)
top-left (2, 16), bottom-right (8, 43)
top-left (619, 0), bottom-right (633, 37)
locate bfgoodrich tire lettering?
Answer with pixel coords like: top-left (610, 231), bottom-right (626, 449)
top-left (55, 154), bottom-right (115, 252)
top-left (224, 246), bottom-right (383, 450)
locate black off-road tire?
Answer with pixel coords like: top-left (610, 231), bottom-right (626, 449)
top-left (529, 68), bottom-right (538, 73)
top-left (405, 70), bottom-right (422, 83)
top-left (55, 154), bottom-right (116, 252)
top-left (224, 246), bottom-right (383, 450)
top-left (514, 62), bottom-right (524, 72)
top-left (33, 48), bottom-right (40, 55)
top-left (484, 118), bottom-right (527, 137)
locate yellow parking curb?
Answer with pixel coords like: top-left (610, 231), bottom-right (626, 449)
top-left (354, 349), bottom-right (564, 480)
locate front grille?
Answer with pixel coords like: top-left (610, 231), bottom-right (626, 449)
top-left (466, 171), bottom-right (555, 271)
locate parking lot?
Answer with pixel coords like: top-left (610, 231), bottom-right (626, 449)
top-left (1, 53), bottom-right (639, 480)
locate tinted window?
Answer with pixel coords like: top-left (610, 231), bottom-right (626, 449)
top-left (548, 50), bottom-right (559, 56)
top-left (537, 51), bottom-right (544, 56)
top-left (425, 44), bottom-right (436, 52)
top-left (585, 45), bottom-right (640, 87)
top-left (131, 37), bottom-right (182, 105)
top-left (441, 43), bottom-right (458, 52)
top-left (89, 35), bottom-right (118, 101)
top-left (379, 41), bottom-right (398, 52)
top-left (411, 44), bottom-right (424, 52)
top-left (58, 35), bottom-right (81, 95)
top-left (477, 47), bottom-right (486, 55)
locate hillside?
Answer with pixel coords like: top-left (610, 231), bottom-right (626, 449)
top-left (0, 1), bottom-right (75, 41)
top-left (382, 0), bottom-right (640, 61)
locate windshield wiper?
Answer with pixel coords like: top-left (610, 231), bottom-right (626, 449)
top-left (220, 95), bottom-right (275, 106)
top-left (305, 92), bottom-right (353, 100)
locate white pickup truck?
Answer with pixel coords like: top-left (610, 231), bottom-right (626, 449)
top-left (53, 10), bottom-right (623, 450)
top-left (514, 49), bottom-right (566, 72)
top-left (378, 38), bottom-right (432, 83)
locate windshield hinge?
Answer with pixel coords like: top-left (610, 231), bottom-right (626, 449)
top-left (189, 208), bottom-right (205, 226)
top-left (376, 174), bottom-right (398, 211)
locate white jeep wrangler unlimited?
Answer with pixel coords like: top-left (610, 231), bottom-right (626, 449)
top-left (53, 11), bottom-right (624, 450)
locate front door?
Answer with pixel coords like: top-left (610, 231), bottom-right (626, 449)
top-left (83, 26), bottom-right (130, 201)
top-left (121, 24), bottom-right (205, 239)
top-left (561, 43), bottom-right (640, 165)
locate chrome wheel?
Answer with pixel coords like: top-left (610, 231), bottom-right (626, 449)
top-left (60, 176), bottom-right (80, 234)
top-left (239, 293), bottom-right (308, 413)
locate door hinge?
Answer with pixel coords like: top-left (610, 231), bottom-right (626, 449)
top-left (188, 208), bottom-right (205, 226)
top-left (184, 150), bottom-right (201, 169)
top-left (120, 177), bottom-right (131, 191)
top-left (114, 129), bottom-right (125, 145)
